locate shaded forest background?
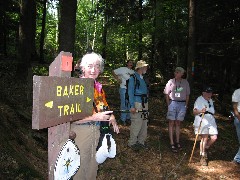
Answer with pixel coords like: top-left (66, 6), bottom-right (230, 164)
top-left (1, 0), bottom-right (239, 89)
top-left (0, 0), bottom-right (240, 179)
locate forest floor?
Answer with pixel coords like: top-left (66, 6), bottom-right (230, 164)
top-left (0, 66), bottom-right (239, 179)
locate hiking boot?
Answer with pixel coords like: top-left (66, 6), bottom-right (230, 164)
top-left (170, 144), bottom-right (178, 153)
top-left (128, 144), bottom-right (140, 151)
top-left (200, 155), bottom-right (208, 166)
top-left (175, 143), bottom-right (182, 151)
top-left (137, 143), bottom-right (149, 149)
top-left (204, 150), bottom-right (208, 159)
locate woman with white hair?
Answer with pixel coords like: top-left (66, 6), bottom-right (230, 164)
top-left (71, 52), bottom-right (119, 180)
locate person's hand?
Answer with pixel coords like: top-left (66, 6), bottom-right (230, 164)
top-left (201, 107), bottom-right (207, 114)
top-left (109, 117), bottom-right (120, 134)
top-left (91, 111), bottom-right (113, 121)
top-left (130, 108), bottom-right (136, 113)
top-left (117, 78), bottom-right (122, 84)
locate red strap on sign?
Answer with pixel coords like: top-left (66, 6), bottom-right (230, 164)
top-left (61, 55), bottom-right (73, 71)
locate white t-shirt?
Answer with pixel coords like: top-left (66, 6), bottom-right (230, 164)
top-left (193, 96), bottom-right (216, 130)
top-left (113, 67), bottom-right (134, 89)
top-left (232, 88), bottom-right (240, 112)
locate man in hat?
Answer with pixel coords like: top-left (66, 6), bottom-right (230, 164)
top-left (163, 67), bottom-right (190, 153)
top-left (112, 60), bottom-right (134, 125)
top-left (193, 85), bottom-right (218, 166)
top-left (127, 60), bottom-right (149, 150)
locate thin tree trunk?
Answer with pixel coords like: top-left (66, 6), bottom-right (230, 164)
top-left (187, 0), bottom-right (196, 88)
top-left (0, 11), bottom-right (7, 56)
top-left (18, 0), bottom-right (36, 79)
top-left (138, 0), bottom-right (143, 60)
top-left (101, 2), bottom-right (108, 59)
top-left (58, 0), bottom-right (77, 54)
top-left (39, 0), bottom-right (47, 63)
top-left (153, 0), bottom-right (165, 77)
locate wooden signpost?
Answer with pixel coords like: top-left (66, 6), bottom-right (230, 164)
top-left (32, 51), bottom-right (94, 179)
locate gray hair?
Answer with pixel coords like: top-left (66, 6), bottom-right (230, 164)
top-left (80, 52), bottom-right (105, 73)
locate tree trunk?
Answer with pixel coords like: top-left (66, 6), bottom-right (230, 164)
top-left (0, 10), bottom-right (7, 56)
top-left (18, 0), bottom-right (36, 79)
top-left (39, 0), bottom-right (47, 63)
top-left (58, 0), bottom-right (77, 54)
top-left (101, 2), bottom-right (108, 59)
top-left (187, 0), bottom-right (196, 88)
top-left (138, 0), bottom-right (143, 60)
top-left (153, 0), bottom-right (165, 78)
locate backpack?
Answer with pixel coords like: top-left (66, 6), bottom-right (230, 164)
top-left (125, 74), bottom-right (140, 101)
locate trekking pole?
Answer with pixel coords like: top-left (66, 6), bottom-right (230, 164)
top-left (112, 109), bottom-right (148, 113)
top-left (189, 112), bottom-right (205, 164)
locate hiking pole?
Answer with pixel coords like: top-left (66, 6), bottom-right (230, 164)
top-left (112, 109), bottom-right (148, 113)
top-left (189, 112), bottom-right (205, 164)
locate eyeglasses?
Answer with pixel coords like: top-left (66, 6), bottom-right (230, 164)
top-left (207, 101), bottom-right (211, 108)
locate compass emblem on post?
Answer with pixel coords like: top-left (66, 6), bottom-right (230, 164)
top-left (54, 139), bottom-right (80, 180)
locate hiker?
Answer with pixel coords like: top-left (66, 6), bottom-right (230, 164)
top-left (71, 52), bottom-right (119, 180)
top-left (112, 60), bottom-right (134, 125)
top-left (231, 88), bottom-right (240, 165)
top-left (193, 86), bottom-right (217, 166)
top-left (163, 67), bottom-right (190, 152)
top-left (127, 60), bottom-right (149, 150)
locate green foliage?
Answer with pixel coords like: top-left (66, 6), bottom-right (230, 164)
top-left (1, 0), bottom-right (239, 84)
top-left (32, 65), bottom-right (49, 76)
top-left (101, 68), bottom-right (116, 85)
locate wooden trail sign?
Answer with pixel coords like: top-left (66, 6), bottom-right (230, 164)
top-left (32, 51), bottom-right (94, 179)
top-left (32, 76), bottom-right (94, 129)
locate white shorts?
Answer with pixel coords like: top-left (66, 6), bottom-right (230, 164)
top-left (194, 114), bottom-right (218, 135)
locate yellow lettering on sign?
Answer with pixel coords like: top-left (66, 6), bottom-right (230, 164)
top-left (63, 86), bottom-right (68, 96)
top-left (69, 85), bottom-right (74, 96)
top-left (57, 86), bottom-right (62, 96)
top-left (79, 85), bottom-right (84, 95)
top-left (56, 85), bottom-right (85, 97)
top-left (75, 85), bottom-right (79, 95)
top-left (58, 105), bottom-right (63, 116)
top-left (77, 103), bottom-right (82, 112)
top-left (70, 104), bottom-right (74, 114)
top-left (58, 103), bottom-right (82, 116)
top-left (64, 105), bottom-right (69, 115)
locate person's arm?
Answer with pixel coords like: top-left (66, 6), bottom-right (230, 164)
top-left (193, 108), bottom-right (206, 116)
top-left (185, 80), bottom-right (190, 108)
top-left (193, 98), bottom-right (206, 116)
top-left (163, 80), bottom-right (171, 106)
top-left (233, 102), bottom-right (240, 121)
top-left (185, 95), bottom-right (189, 109)
top-left (74, 111), bottom-right (113, 124)
top-left (109, 114), bottom-right (119, 134)
top-left (128, 76), bottom-right (136, 113)
top-left (165, 94), bottom-right (170, 106)
top-left (112, 70), bottom-right (121, 84)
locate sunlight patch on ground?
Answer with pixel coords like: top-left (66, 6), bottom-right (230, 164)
top-left (189, 160), bottom-right (240, 180)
